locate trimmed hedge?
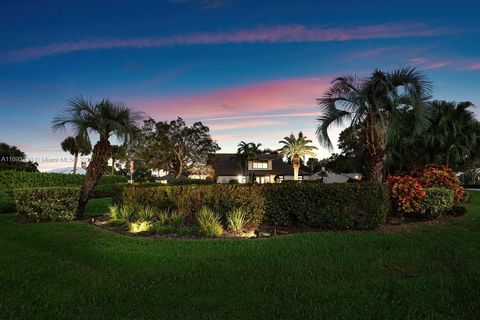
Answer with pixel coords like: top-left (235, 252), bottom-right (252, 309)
top-left (114, 184), bottom-right (266, 224)
top-left (114, 183), bottom-right (390, 229)
top-left (14, 187), bottom-right (80, 222)
top-left (0, 170), bottom-right (127, 191)
top-left (263, 183), bottom-right (390, 229)
top-left (421, 187), bottom-right (455, 218)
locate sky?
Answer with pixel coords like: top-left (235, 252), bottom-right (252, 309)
top-left (1, 0), bottom-right (479, 171)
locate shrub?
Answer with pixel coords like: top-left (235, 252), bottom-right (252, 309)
top-left (118, 205), bottom-right (135, 222)
top-left (157, 210), bottom-right (170, 225)
top-left (115, 183), bottom-right (389, 230)
top-left (169, 210), bottom-right (186, 227)
top-left (196, 207), bottom-right (223, 237)
top-left (129, 221), bottom-right (153, 233)
top-left (137, 206), bottom-right (156, 222)
top-left (14, 187), bottom-right (80, 222)
top-left (0, 170), bottom-right (126, 191)
top-left (114, 184), bottom-right (266, 224)
top-left (418, 165), bottom-right (464, 202)
top-left (421, 187), bottom-right (455, 218)
top-left (108, 205), bottom-right (121, 220)
top-left (168, 179), bottom-right (213, 185)
top-left (386, 176), bottom-right (425, 216)
top-left (93, 183), bottom-right (125, 198)
top-left (226, 208), bottom-right (249, 232)
top-left (264, 183), bottom-right (389, 229)
top-left (449, 205), bottom-right (467, 216)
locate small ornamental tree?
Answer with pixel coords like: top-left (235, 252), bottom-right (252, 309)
top-left (386, 175), bottom-right (426, 215)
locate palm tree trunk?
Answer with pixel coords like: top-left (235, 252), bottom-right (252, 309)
top-left (77, 139), bottom-right (111, 216)
top-left (363, 120), bottom-right (385, 183)
top-left (73, 151), bottom-right (78, 174)
top-left (445, 152), bottom-right (450, 168)
top-left (292, 155), bottom-right (300, 181)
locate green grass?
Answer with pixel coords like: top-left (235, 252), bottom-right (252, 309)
top-left (1, 194), bottom-right (480, 319)
top-left (83, 197), bottom-right (111, 216)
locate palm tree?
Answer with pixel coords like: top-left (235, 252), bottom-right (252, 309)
top-left (52, 97), bottom-right (140, 215)
top-left (60, 134), bottom-right (92, 174)
top-left (278, 132), bottom-right (317, 180)
top-left (110, 145), bottom-right (126, 175)
top-left (426, 101), bottom-right (478, 167)
top-left (236, 141), bottom-right (262, 182)
top-left (316, 66), bottom-right (432, 182)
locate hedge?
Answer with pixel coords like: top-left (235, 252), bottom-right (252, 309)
top-left (14, 187), bottom-right (80, 222)
top-left (114, 184), bottom-right (266, 224)
top-left (114, 183), bottom-right (390, 229)
top-left (0, 170), bottom-right (127, 191)
top-left (421, 187), bottom-right (455, 218)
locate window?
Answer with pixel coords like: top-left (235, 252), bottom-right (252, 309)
top-left (252, 161), bottom-right (268, 169)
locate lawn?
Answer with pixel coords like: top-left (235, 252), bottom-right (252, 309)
top-left (1, 194), bottom-right (480, 319)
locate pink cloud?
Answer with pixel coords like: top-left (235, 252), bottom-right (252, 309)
top-left (209, 120), bottom-right (283, 131)
top-left (0, 22), bottom-right (457, 63)
top-left (132, 76), bottom-right (330, 119)
top-left (466, 62), bottom-right (480, 70)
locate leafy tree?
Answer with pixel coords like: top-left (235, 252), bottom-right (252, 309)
top-left (278, 132), bottom-right (317, 180)
top-left (60, 134), bottom-right (92, 174)
top-left (135, 117), bottom-right (220, 178)
top-left (52, 97), bottom-right (140, 215)
top-left (110, 145), bottom-right (126, 175)
top-left (317, 66), bottom-right (432, 182)
top-left (0, 143), bottom-right (38, 172)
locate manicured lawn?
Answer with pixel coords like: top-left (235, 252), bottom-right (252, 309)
top-left (1, 195), bottom-right (480, 319)
top-left (84, 197), bottom-right (112, 217)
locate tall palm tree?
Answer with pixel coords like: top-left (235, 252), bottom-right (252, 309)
top-left (60, 134), bottom-right (92, 174)
top-left (52, 97), bottom-right (140, 215)
top-left (278, 132), bottom-right (317, 180)
top-left (110, 145), bottom-right (126, 175)
top-left (316, 66), bottom-right (432, 182)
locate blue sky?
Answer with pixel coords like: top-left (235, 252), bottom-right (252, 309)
top-left (1, 0), bottom-right (479, 171)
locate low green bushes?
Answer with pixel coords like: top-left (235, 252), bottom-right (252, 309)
top-left (0, 170), bottom-right (127, 191)
top-left (264, 183), bottom-right (389, 229)
top-left (114, 183), bottom-right (390, 230)
top-left (114, 184), bottom-right (266, 224)
top-left (92, 183), bottom-right (126, 198)
top-left (196, 207), bottom-right (223, 237)
top-left (14, 187), bottom-right (80, 222)
top-left (421, 187), bottom-right (455, 218)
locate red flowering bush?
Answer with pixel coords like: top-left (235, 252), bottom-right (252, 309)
top-left (386, 176), bottom-right (426, 215)
top-left (418, 165), bottom-right (464, 202)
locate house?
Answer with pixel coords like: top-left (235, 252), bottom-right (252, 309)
top-left (310, 171), bottom-right (362, 183)
top-left (209, 153), bottom-right (310, 183)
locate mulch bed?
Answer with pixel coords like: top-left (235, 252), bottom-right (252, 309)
top-left (80, 212), bottom-right (464, 239)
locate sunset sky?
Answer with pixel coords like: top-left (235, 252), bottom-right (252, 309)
top-left (1, 0), bottom-right (479, 171)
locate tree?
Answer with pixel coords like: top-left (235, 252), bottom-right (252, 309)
top-left (52, 97), bottom-right (140, 216)
top-left (110, 145), bottom-right (126, 175)
top-left (317, 66), bottom-right (432, 182)
top-left (60, 134), bottom-right (91, 174)
top-left (135, 117), bottom-right (220, 178)
top-left (278, 132), bottom-right (317, 180)
top-left (235, 141), bottom-right (262, 182)
top-left (0, 143), bottom-right (38, 172)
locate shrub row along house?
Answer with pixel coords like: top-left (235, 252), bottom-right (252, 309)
top-left (207, 153), bottom-right (311, 183)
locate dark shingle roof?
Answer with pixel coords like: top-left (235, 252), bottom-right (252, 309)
top-left (210, 153), bottom-right (309, 176)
